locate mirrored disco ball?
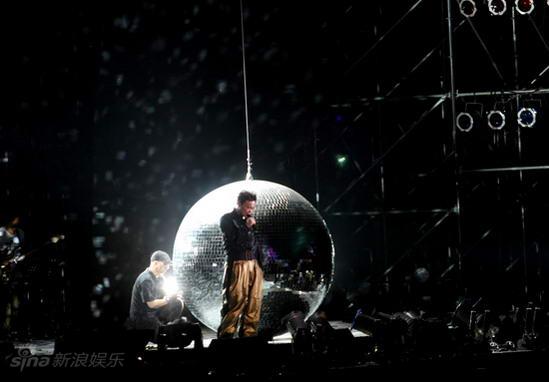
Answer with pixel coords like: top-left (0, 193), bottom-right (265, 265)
top-left (172, 179), bottom-right (335, 334)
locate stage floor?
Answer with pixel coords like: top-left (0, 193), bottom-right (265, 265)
top-left (12, 320), bottom-right (368, 354)
top-left (5, 323), bottom-right (549, 375)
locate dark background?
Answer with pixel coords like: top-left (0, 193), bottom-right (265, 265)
top-left (1, 0), bottom-right (549, 334)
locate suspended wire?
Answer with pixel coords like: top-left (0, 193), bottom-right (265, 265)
top-left (239, 0), bottom-right (253, 180)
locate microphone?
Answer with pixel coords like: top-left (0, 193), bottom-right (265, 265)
top-left (245, 215), bottom-right (256, 229)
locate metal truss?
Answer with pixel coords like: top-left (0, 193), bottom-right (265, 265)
top-left (318, 0), bottom-right (549, 301)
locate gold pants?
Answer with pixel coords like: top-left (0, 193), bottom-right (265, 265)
top-left (218, 259), bottom-right (263, 338)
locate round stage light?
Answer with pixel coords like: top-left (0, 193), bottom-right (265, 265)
top-left (517, 107), bottom-right (537, 128)
top-left (172, 179), bottom-right (335, 334)
top-left (457, 112), bottom-right (474, 132)
top-left (488, 0), bottom-right (507, 15)
top-left (516, 0), bottom-right (534, 15)
top-left (459, 0), bottom-right (478, 17)
top-left (487, 110), bottom-right (506, 130)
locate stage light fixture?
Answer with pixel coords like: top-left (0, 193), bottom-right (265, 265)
top-left (283, 310), bottom-right (313, 354)
top-left (459, 0), bottom-right (478, 17)
top-left (516, 0), bottom-right (534, 15)
top-left (488, 0), bottom-right (507, 15)
top-left (351, 309), bottom-right (378, 335)
top-left (284, 310), bottom-right (307, 336)
top-left (457, 103), bottom-right (483, 133)
top-left (517, 107), bottom-right (537, 128)
top-left (487, 110), bottom-right (506, 130)
top-left (457, 112), bottom-right (474, 132)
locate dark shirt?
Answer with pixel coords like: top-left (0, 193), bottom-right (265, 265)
top-left (220, 209), bottom-right (259, 262)
top-left (129, 269), bottom-right (163, 330)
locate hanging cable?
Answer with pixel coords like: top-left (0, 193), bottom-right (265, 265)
top-left (239, 0), bottom-right (253, 180)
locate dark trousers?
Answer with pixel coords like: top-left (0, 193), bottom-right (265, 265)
top-left (156, 298), bottom-right (184, 325)
top-left (128, 298), bottom-right (184, 343)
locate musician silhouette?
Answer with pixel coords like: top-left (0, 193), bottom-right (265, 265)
top-left (0, 215), bottom-right (24, 261)
top-left (0, 214), bottom-right (25, 339)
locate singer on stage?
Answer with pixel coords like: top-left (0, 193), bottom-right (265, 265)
top-left (217, 190), bottom-right (264, 338)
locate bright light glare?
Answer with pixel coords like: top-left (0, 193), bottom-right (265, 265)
top-left (163, 276), bottom-right (179, 297)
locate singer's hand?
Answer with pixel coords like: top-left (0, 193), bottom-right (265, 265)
top-left (245, 217), bottom-right (256, 229)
